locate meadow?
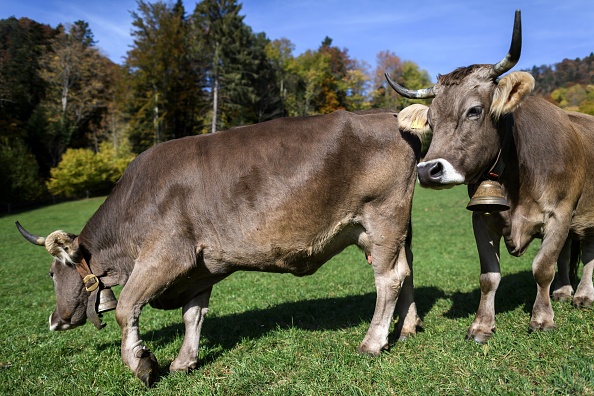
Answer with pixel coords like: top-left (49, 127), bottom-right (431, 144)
top-left (0, 186), bottom-right (592, 395)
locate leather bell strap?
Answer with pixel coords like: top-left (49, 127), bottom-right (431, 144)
top-left (72, 238), bottom-right (105, 330)
top-left (486, 113), bottom-right (514, 180)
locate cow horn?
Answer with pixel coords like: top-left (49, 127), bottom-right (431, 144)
top-left (490, 10), bottom-right (522, 78)
top-left (384, 72), bottom-right (436, 99)
top-left (15, 221), bottom-right (46, 246)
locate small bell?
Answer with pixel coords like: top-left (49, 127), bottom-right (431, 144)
top-left (466, 179), bottom-right (510, 213)
top-left (97, 288), bottom-right (118, 313)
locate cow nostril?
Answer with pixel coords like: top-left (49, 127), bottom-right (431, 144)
top-left (429, 162), bottom-right (443, 178)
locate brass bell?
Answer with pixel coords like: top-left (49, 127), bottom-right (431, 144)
top-left (466, 179), bottom-right (510, 213)
top-left (97, 288), bottom-right (118, 313)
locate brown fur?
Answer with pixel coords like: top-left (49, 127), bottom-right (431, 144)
top-left (29, 109), bottom-right (424, 386)
top-left (415, 62), bottom-right (594, 343)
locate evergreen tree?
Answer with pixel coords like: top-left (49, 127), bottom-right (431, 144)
top-left (127, 0), bottom-right (200, 151)
top-left (190, 0), bottom-right (277, 131)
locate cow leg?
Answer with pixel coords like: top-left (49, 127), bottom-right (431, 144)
top-left (170, 288), bottom-right (212, 372)
top-left (358, 242), bottom-right (410, 355)
top-left (115, 244), bottom-right (198, 386)
top-left (115, 276), bottom-right (160, 387)
top-left (394, 243), bottom-right (422, 340)
top-left (552, 238), bottom-right (574, 302)
top-left (467, 212), bottom-right (502, 343)
top-left (529, 217), bottom-right (571, 332)
top-left (573, 239), bottom-right (594, 308)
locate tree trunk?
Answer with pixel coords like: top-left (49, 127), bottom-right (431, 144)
top-left (211, 75), bottom-right (218, 133)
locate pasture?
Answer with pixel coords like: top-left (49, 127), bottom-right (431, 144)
top-left (0, 186), bottom-right (592, 395)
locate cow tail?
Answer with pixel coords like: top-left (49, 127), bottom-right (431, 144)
top-left (569, 240), bottom-right (581, 286)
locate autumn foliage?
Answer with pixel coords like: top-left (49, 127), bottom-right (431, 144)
top-left (0, 1), bottom-right (592, 211)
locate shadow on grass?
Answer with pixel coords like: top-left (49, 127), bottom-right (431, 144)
top-left (444, 270), bottom-right (536, 319)
top-left (96, 285), bottom-right (445, 377)
top-left (94, 272), bottom-right (539, 382)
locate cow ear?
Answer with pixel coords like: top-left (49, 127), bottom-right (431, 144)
top-left (398, 104), bottom-right (431, 136)
top-left (490, 71), bottom-right (535, 120)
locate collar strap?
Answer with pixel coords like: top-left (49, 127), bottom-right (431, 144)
top-left (72, 238), bottom-right (105, 329)
top-left (486, 113), bottom-right (514, 180)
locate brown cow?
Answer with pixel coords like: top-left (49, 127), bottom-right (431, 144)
top-left (17, 109), bottom-right (422, 386)
top-left (387, 10), bottom-right (594, 343)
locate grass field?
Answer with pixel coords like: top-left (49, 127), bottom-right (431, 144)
top-left (0, 186), bottom-right (592, 395)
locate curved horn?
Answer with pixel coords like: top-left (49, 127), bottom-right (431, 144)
top-left (385, 72), bottom-right (435, 99)
top-left (15, 221), bottom-right (46, 246)
top-left (491, 10), bottom-right (522, 78)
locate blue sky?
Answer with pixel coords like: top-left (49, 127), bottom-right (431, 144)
top-left (2, 0), bottom-right (594, 82)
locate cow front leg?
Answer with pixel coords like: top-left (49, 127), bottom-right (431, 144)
top-left (116, 287), bottom-right (159, 387)
top-left (573, 239), bottom-right (594, 308)
top-left (467, 212), bottom-right (502, 343)
top-left (551, 239), bottom-right (574, 302)
top-left (358, 244), bottom-right (409, 355)
top-left (170, 288), bottom-right (212, 372)
top-left (115, 247), bottom-right (194, 386)
top-left (394, 243), bottom-right (422, 340)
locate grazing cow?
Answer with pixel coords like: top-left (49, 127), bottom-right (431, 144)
top-left (16, 109), bottom-right (422, 386)
top-left (387, 10), bottom-right (594, 343)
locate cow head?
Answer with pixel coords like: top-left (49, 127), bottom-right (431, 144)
top-left (16, 222), bottom-right (89, 331)
top-left (388, 10), bottom-right (534, 189)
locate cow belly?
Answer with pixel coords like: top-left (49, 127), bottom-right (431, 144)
top-left (205, 224), bottom-right (369, 277)
top-left (149, 273), bottom-right (229, 310)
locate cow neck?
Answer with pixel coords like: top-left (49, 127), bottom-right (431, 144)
top-left (485, 113), bottom-right (514, 181)
top-left (72, 237), bottom-right (106, 330)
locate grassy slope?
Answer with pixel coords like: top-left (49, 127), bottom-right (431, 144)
top-left (0, 188), bottom-right (592, 395)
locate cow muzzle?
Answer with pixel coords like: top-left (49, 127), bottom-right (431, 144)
top-left (417, 159), bottom-right (465, 189)
top-left (49, 310), bottom-right (79, 331)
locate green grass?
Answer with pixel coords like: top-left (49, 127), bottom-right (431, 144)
top-left (1, 188), bottom-right (593, 395)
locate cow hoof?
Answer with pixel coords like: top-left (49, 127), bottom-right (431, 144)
top-left (465, 331), bottom-right (492, 344)
top-left (169, 359), bottom-right (198, 373)
top-left (528, 321), bottom-right (556, 333)
top-left (551, 290), bottom-right (573, 302)
top-left (357, 341), bottom-right (387, 356)
top-left (396, 318), bottom-right (423, 341)
top-left (573, 296), bottom-right (593, 309)
top-left (136, 352), bottom-right (159, 387)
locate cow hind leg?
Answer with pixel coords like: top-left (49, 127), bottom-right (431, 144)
top-left (394, 244), bottom-right (423, 340)
top-left (529, 217), bottom-right (571, 332)
top-left (552, 239), bottom-right (575, 302)
top-left (170, 288), bottom-right (212, 372)
top-left (573, 240), bottom-right (594, 308)
top-left (358, 241), bottom-right (410, 355)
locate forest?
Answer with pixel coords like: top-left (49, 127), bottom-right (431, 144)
top-left (1, 0), bottom-right (593, 212)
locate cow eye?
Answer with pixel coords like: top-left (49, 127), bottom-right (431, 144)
top-left (49, 271), bottom-right (54, 278)
top-left (467, 106), bottom-right (483, 119)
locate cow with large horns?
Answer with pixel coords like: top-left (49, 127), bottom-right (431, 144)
top-left (17, 109), bottom-right (422, 386)
top-left (387, 10), bottom-right (594, 342)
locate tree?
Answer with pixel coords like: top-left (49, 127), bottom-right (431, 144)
top-left (190, 0), bottom-right (269, 132)
top-left (38, 22), bottom-right (114, 166)
top-left (0, 17), bottom-right (54, 179)
top-left (370, 50), bottom-right (432, 111)
top-left (0, 137), bottom-right (45, 211)
top-left (46, 141), bottom-right (134, 199)
top-left (283, 37), bottom-right (367, 116)
top-left (127, 0), bottom-right (200, 151)
top-left (265, 38), bottom-right (295, 117)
